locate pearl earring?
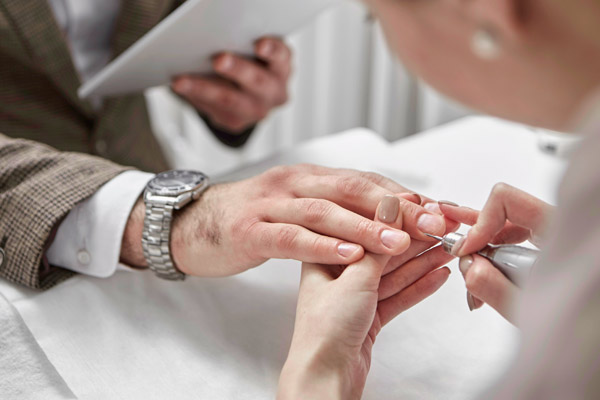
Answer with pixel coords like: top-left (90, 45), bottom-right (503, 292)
top-left (471, 27), bottom-right (501, 60)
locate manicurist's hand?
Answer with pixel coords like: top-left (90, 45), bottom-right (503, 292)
top-left (171, 37), bottom-right (291, 133)
top-left (120, 164), bottom-right (448, 278)
top-left (277, 200), bottom-right (453, 400)
top-left (438, 183), bottom-right (555, 323)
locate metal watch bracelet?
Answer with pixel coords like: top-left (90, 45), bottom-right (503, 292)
top-left (141, 200), bottom-right (185, 281)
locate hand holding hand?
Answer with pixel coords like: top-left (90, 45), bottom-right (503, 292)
top-left (439, 183), bottom-right (555, 322)
top-left (121, 164), bottom-right (448, 277)
top-left (171, 37), bottom-right (291, 133)
top-left (277, 197), bottom-right (453, 399)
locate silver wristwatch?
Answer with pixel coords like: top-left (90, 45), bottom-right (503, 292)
top-left (142, 170), bottom-right (210, 281)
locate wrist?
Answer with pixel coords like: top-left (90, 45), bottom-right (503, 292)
top-left (278, 348), bottom-right (353, 400)
top-left (169, 184), bottom-right (220, 277)
top-left (119, 197), bottom-right (147, 268)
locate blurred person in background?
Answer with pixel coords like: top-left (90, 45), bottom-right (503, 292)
top-left (278, 0), bottom-right (600, 398)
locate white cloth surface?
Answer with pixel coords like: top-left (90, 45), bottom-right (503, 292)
top-left (0, 293), bottom-right (76, 399)
top-left (46, 171), bottom-right (154, 278)
top-left (0, 117), bottom-right (570, 399)
top-left (47, 0), bottom-right (121, 84)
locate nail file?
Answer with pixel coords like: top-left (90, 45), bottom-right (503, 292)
top-left (425, 232), bottom-right (539, 288)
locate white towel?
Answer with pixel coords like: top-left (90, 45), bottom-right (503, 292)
top-left (0, 292), bottom-right (76, 399)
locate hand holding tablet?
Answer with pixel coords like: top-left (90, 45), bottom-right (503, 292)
top-left (78, 0), bottom-right (341, 99)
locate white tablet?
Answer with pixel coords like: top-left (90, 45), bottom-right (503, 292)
top-left (78, 0), bottom-right (341, 99)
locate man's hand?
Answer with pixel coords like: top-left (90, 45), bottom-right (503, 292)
top-left (171, 37), bottom-right (291, 133)
top-left (120, 164), bottom-right (448, 278)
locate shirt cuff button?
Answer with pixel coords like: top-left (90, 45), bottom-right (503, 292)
top-left (77, 250), bottom-right (91, 265)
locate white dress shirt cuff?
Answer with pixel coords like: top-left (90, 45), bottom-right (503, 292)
top-left (46, 170), bottom-right (155, 278)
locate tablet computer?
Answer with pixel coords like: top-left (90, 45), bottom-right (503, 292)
top-left (78, 0), bottom-right (340, 99)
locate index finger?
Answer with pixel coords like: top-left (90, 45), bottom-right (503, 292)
top-left (292, 174), bottom-right (446, 239)
top-left (255, 37), bottom-right (292, 80)
top-left (458, 183), bottom-right (553, 257)
top-left (439, 201), bottom-right (532, 246)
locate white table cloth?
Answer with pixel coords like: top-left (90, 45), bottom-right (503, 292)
top-left (0, 117), bottom-right (571, 399)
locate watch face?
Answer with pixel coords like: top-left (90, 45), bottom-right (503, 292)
top-left (148, 170), bottom-right (207, 196)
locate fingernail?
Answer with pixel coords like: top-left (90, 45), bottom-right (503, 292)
top-left (467, 292), bottom-right (475, 311)
top-left (173, 78), bottom-right (192, 95)
top-left (451, 234), bottom-right (467, 256)
top-left (438, 200), bottom-right (459, 207)
top-left (259, 40), bottom-right (274, 57)
top-left (459, 255), bottom-right (473, 275)
top-left (416, 213), bottom-right (445, 234)
top-left (216, 54), bottom-right (234, 72)
top-left (381, 230), bottom-right (408, 250)
top-left (337, 243), bottom-right (361, 258)
top-left (377, 195), bottom-right (399, 223)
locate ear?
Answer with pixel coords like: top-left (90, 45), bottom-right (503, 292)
top-left (468, 0), bottom-right (529, 42)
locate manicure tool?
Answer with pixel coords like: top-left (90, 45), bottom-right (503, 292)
top-left (426, 232), bottom-right (540, 288)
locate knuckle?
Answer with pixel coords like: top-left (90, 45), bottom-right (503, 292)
top-left (235, 218), bottom-right (260, 242)
top-left (337, 176), bottom-right (371, 199)
top-left (218, 92), bottom-right (238, 108)
top-left (300, 199), bottom-right (333, 225)
top-left (250, 70), bottom-right (267, 88)
top-left (311, 235), bottom-right (334, 256)
top-left (263, 165), bottom-right (294, 182)
top-left (276, 226), bottom-right (299, 251)
top-left (360, 171), bottom-right (385, 185)
top-left (251, 225), bottom-right (273, 250)
top-left (354, 218), bottom-right (377, 240)
top-left (491, 182), bottom-right (512, 197)
top-left (237, 219), bottom-right (265, 257)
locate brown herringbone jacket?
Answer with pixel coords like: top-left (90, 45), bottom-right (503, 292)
top-left (0, 0), bottom-right (183, 289)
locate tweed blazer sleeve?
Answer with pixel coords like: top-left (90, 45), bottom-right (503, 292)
top-left (0, 134), bottom-right (132, 290)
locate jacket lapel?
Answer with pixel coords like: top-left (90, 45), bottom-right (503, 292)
top-left (1, 0), bottom-right (94, 117)
top-left (1, 0), bottom-right (178, 118)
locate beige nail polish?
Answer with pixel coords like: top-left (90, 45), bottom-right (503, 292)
top-left (451, 236), bottom-right (467, 257)
top-left (459, 255), bottom-right (473, 275)
top-left (467, 292), bottom-right (476, 311)
top-left (377, 195), bottom-right (399, 223)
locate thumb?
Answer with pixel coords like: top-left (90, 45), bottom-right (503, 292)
top-left (339, 253), bottom-right (391, 292)
top-left (461, 254), bottom-right (520, 323)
